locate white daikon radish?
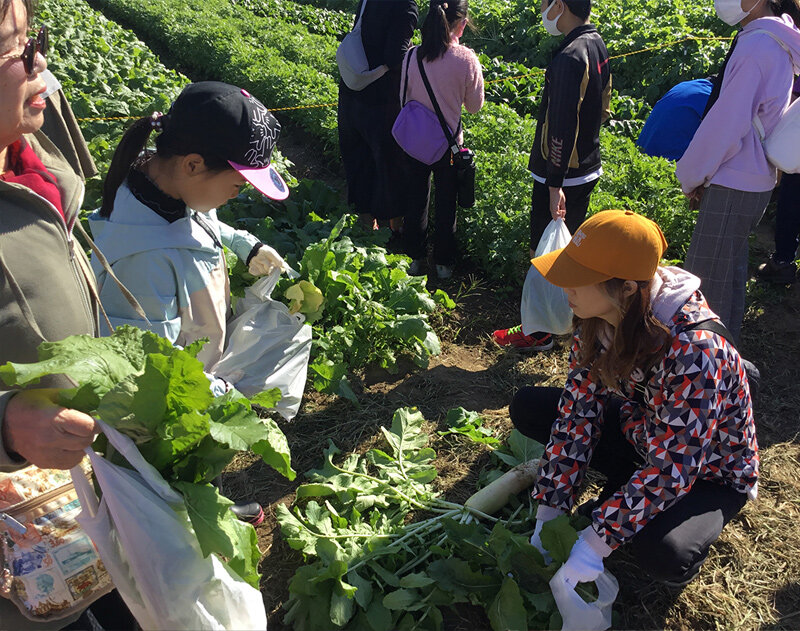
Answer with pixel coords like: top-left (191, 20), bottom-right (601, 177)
top-left (464, 459), bottom-right (539, 516)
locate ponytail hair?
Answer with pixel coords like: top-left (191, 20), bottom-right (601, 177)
top-left (99, 112), bottom-right (231, 217)
top-left (420, 0), bottom-right (469, 62)
top-left (99, 117), bottom-right (155, 217)
top-left (574, 278), bottom-right (671, 386)
top-left (768, 0), bottom-right (800, 24)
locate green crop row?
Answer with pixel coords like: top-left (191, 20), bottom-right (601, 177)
top-left (283, 0), bottom-right (732, 105)
top-left (92, 0), bottom-right (694, 280)
top-left (92, 0), bottom-right (341, 150)
top-left (233, 0), bottom-right (353, 39)
top-left (38, 0), bottom-right (189, 208)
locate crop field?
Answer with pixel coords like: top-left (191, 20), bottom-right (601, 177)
top-left (40, 0), bottom-right (800, 628)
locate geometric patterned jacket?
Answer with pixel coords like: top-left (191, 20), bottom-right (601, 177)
top-left (532, 288), bottom-right (759, 552)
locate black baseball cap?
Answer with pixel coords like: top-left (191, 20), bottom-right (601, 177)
top-left (164, 81), bottom-right (288, 200)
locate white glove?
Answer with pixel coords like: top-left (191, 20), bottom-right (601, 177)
top-left (248, 244), bottom-right (286, 276)
top-left (560, 533), bottom-right (604, 587)
top-left (530, 519), bottom-right (553, 564)
top-left (206, 373), bottom-right (234, 397)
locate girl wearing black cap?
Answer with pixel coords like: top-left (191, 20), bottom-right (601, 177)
top-left (512, 210), bottom-right (758, 589)
top-left (88, 82), bottom-right (295, 525)
top-left (89, 82), bottom-right (288, 373)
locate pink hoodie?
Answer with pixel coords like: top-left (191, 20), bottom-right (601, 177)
top-left (399, 43), bottom-right (484, 146)
top-left (676, 14), bottom-right (800, 194)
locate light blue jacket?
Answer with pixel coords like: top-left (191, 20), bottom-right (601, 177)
top-left (88, 182), bottom-right (260, 368)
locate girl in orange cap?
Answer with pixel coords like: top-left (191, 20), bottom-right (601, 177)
top-left (513, 209), bottom-right (758, 588)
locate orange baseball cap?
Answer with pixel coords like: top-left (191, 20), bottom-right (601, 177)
top-left (532, 210), bottom-right (668, 288)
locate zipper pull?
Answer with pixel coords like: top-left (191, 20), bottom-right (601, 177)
top-left (0, 512), bottom-right (28, 535)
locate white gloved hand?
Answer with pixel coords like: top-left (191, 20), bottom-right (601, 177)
top-left (206, 373), bottom-right (234, 397)
top-left (530, 519), bottom-right (553, 564)
top-left (248, 244), bottom-right (286, 276)
top-left (560, 533), bottom-right (604, 587)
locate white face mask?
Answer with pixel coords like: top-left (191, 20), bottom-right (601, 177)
top-left (541, 0), bottom-right (563, 36)
top-left (714, 0), bottom-right (757, 26)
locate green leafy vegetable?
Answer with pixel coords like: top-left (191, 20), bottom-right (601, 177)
top-left (1, 326), bottom-right (295, 587)
top-left (438, 407), bottom-right (501, 446)
top-left (277, 408), bottom-right (596, 630)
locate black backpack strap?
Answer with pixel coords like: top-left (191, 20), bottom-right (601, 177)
top-left (702, 34), bottom-right (739, 119)
top-left (415, 49), bottom-right (462, 155)
top-left (630, 317), bottom-right (737, 408)
top-left (682, 318), bottom-right (737, 349)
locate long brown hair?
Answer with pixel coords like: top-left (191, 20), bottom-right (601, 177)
top-left (574, 278), bottom-right (671, 386)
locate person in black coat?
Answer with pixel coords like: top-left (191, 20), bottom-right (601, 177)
top-left (338, 0), bottom-right (418, 234)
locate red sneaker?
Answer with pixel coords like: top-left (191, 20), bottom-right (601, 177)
top-left (492, 325), bottom-right (553, 350)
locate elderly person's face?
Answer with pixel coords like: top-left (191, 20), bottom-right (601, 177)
top-left (0, 0), bottom-right (46, 153)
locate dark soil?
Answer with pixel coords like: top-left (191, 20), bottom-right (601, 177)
top-left (221, 211), bottom-right (800, 629)
top-left (197, 79), bottom-right (800, 629)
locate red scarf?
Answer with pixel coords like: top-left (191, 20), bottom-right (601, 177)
top-left (1, 140), bottom-right (64, 219)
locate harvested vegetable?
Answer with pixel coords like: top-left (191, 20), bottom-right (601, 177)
top-left (465, 459), bottom-right (539, 516)
top-left (277, 407), bottom-right (585, 631)
top-left (0, 326), bottom-right (295, 588)
top-left (285, 279), bottom-right (325, 322)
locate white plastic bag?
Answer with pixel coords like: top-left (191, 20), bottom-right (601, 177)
top-left (214, 268), bottom-right (312, 420)
top-left (549, 566), bottom-right (619, 631)
top-left (70, 420), bottom-right (267, 631)
top-left (520, 218), bottom-right (574, 335)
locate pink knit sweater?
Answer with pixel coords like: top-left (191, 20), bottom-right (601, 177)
top-left (399, 42), bottom-right (484, 145)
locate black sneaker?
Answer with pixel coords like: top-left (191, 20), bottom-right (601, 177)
top-left (229, 501), bottom-right (265, 526)
top-left (386, 230), bottom-right (404, 254)
top-left (756, 255), bottom-right (797, 284)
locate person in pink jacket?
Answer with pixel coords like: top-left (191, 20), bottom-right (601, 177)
top-left (676, 0), bottom-right (800, 341)
top-left (398, 0), bottom-right (484, 279)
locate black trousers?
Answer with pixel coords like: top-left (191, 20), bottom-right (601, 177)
top-left (402, 150), bottom-right (459, 265)
top-left (510, 386), bottom-right (748, 583)
top-left (338, 84), bottom-right (406, 221)
top-left (61, 589), bottom-right (138, 630)
top-left (530, 178), bottom-right (598, 251)
top-left (775, 172), bottom-right (800, 262)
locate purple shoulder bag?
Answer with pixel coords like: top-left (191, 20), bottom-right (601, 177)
top-left (391, 47), bottom-right (459, 165)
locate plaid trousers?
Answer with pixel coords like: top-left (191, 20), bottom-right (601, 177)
top-left (684, 184), bottom-right (773, 342)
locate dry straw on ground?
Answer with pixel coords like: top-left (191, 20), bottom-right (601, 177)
top-left (224, 229), bottom-right (800, 630)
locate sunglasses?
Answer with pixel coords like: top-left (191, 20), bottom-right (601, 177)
top-left (0, 25), bottom-right (48, 76)
top-left (21, 25), bottom-right (48, 75)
